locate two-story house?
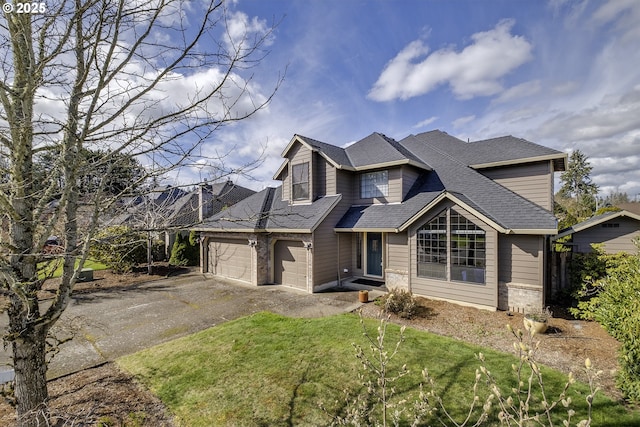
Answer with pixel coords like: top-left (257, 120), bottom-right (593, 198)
top-left (195, 130), bottom-right (566, 311)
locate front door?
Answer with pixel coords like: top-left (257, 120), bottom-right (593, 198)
top-left (366, 232), bottom-right (383, 277)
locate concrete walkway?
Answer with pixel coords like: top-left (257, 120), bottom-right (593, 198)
top-left (0, 274), bottom-right (385, 379)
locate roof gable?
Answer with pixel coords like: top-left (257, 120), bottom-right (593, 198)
top-left (554, 210), bottom-right (640, 239)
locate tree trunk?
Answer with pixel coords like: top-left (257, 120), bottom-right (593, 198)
top-left (12, 327), bottom-right (49, 427)
top-left (148, 231), bottom-right (153, 275)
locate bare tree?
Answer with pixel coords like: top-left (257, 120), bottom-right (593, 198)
top-left (0, 0), bottom-right (280, 424)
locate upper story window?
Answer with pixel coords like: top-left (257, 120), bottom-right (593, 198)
top-left (360, 170), bottom-right (388, 198)
top-left (292, 162), bottom-right (309, 200)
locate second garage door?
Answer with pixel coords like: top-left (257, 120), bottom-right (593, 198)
top-left (208, 239), bottom-right (251, 283)
top-left (274, 240), bottom-right (307, 290)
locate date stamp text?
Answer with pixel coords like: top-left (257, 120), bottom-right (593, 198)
top-left (3, 2), bottom-right (47, 14)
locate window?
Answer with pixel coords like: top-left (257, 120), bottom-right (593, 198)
top-left (292, 162), bottom-right (309, 200)
top-left (416, 209), bottom-right (486, 284)
top-left (360, 170), bottom-right (388, 198)
top-left (450, 210), bottom-right (486, 284)
top-left (417, 211), bottom-right (447, 280)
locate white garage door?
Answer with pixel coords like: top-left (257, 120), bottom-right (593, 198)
top-left (208, 239), bottom-right (251, 283)
top-left (274, 240), bottom-right (307, 290)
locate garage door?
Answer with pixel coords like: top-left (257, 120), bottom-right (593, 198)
top-left (208, 239), bottom-right (251, 283)
top-left (274, 240), bottom-right (307, 290)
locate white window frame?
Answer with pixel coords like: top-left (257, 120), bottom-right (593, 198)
top-left (291, 162), bottom-right (309, 201)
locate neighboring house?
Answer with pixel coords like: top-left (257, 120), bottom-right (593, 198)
top-left (553, 209), bottom-right (640, 254)
top-left (195, 131), bottom-right (566, 311)
top-left (110, 180), bottom-right (255, 258)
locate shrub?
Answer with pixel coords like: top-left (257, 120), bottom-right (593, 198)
top-left (570, 238), bottom-right (640, 402)
top-left (169, 231), bottom-right (199, 266)
top-left (377, 288), bottom-right (418, 319)
top-left (90, 226), bottom-right (146, 273)
top-left (568, 244), bottom-right (630, 316)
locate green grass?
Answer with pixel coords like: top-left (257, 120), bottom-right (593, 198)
top-left (39, 258), bottom-right (108, 279)
top-left (118, 312), bottom-right (639, 427)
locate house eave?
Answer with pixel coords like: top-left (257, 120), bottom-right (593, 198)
top-left (351, 159), bottom-right (431, 172)
top-left (334, 228), bottom-right (399, 233)
top-left (273, 160), bottom-right (288, 180)
top-left (265, 228), bottom-right (313, 234)
top-left (195, 227), bottom-right (263, 233)
top-left (469, 153), bottom-right (567, 171)
top-left (509, 228), bottom-right (558, 235)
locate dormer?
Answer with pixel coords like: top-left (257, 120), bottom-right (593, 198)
top-left (274, 135), bottom-right (344, 204)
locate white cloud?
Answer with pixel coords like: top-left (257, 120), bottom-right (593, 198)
top-left (537, 87), bottom-right (640, 141)
top-left (413, 116), bottom-right (438, 129)
top-left (452, 115), bottom-right (475, 128)
top-left (590, 0), bottom-right (640, 41)
top-left (493, 80), bottom-right (541, 104)
top-left (224, 10), bottom-right (274, 54)
top-left (368, 19), bottom-right (533, 101)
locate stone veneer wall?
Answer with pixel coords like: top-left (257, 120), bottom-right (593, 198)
top-left (385, 269), bottom-right (409, 291)
top-left (498, 281), bottom-right (544, 312)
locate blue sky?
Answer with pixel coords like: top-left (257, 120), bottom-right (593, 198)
top-left (184, 0), bottom-right (640, 200)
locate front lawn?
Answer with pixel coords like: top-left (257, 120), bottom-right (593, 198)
top-left (39, 258), bottom-right (108, 279)
top-left (119, 312), bottom-right (638, 427)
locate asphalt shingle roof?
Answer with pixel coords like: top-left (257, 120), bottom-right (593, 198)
top-left (297, 135), bottom-right (352, 167)
top-left (198, 186), bottom-right (341, 232)
top-left (344, 132), bottom-right (429, 169)
top-left (201, 130), bottom-right (562, 234)
top-left (399, 133), bottom-right (558, 231)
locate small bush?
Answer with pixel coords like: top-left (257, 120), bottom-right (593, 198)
top-left (570, 238), bottom-right (640, 402)
top-left (90, 226), bottom-right (146, 273)
top-left (378, 288), bottom-right (418, 319)
top-left (169, 231), bottom-right (199, 266)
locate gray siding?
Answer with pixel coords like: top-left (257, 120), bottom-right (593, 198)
top-left (409, 202), bottom-right (498, 309)
top-left (401, 166), bottom-right (421, 200)
top-left (387, 231), bottom-right (408, 271)
top-left (313, 152), bottom-right (327, 198)
top-left (336, 169), bottom-right (354, 204)
top-left (311, 201), bottom-right (352, 287)
top-left (353, 166), bottom-right (403, 204)
top-left (284, 142), bottom-right (313, 203)
top-left (572, 217), bottom-right (640, 254)
top-left (280, 168), bottom-right (290, 201)
top-left (498, 234), bottom-right (543, 286)
top-left (479, 161), bottom-right (553, 211)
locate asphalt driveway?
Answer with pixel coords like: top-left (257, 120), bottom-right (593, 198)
top-left (0, 273), bottom-right (381, 379)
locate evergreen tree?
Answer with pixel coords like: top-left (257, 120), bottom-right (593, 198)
top-left (556, 150), bottom-right (599, 224)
